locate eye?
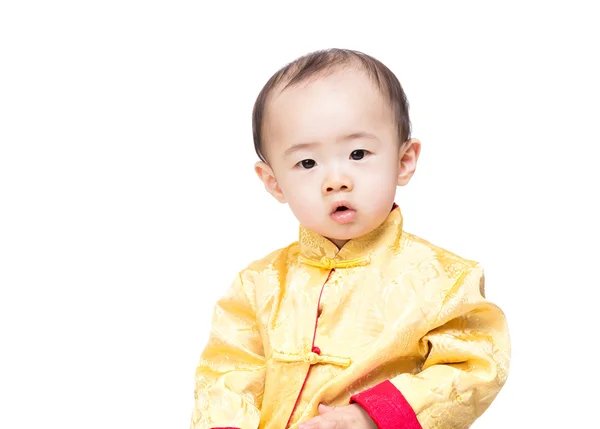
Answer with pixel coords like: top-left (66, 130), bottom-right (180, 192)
top-left (350, 149), bottom-right (368, 160)
top-left (298, 159), bottom-right (316, 169)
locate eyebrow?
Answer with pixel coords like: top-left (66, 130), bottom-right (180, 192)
top-left (283, 132), bottom-right (380, 157)
top-left (283, 142), bottom-right (317, 157)
top-left (339, 132), bottom-right (380, 144)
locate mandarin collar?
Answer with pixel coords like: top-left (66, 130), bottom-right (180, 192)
top-left (298, 204), bottom-right (403, 269)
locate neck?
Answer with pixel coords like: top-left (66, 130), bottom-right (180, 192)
top-left (328, 237), bottom-right (349, 249)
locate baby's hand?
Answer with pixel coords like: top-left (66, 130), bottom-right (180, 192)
top-left (298, 404), bottom-right (377, 429)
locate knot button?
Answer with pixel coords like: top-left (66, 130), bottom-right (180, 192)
top-left (319, 257), bottom-right (335, 270)
top-left (303, 352), bottom-right (320, 364)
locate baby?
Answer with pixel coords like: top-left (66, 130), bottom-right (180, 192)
top-left (190, 48), bottom-right (510, 429)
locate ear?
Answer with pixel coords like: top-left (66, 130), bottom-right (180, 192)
top-left (254, 161), bottom-right (287, 203)
top-left (397, 138), bottom-right (421, 186)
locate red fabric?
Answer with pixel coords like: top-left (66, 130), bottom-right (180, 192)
top-left (350, 380), bottom-right (422, 429)
top-left (285, 270), bottom-right (334, 427)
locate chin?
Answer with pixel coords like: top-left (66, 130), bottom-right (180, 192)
top-left (298, 210), bottom-right (381, 239)
top-left (327, 223), bottom-right (371, 241)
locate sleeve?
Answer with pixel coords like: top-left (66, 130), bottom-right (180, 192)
top-left (190, 272), bottom-right (266, 429)
top-left (350, 265), bottom-right (511, 429)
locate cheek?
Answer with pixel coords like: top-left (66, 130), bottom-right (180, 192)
top-left (359, 160), bottom-right (398, 187)
top-left (279, 174), bottom-right (317, 200)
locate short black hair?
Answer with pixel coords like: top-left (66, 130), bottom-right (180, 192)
top-left (252, 48), bottom-right (411, 162)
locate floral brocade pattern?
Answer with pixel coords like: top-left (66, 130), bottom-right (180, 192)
top-left (191, 206), bottom-right (510, 429)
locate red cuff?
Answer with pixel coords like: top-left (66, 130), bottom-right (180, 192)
top-left (350, 380), bottom-right (422, 429)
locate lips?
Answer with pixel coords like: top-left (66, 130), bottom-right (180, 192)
top-left (331, 201), bottom-right (353, 213)
top-left (330, 201), bottom-right (356, 224)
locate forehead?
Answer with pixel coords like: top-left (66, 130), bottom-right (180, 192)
top-left (263, 67), bottom-right (395, 153)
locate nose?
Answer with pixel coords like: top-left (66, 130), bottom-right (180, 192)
top-left (322, 171), bottom-right (353, 195)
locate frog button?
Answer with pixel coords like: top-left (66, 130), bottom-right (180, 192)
top-left (319, 257), bottom-right (335, 270)
top-left (303, 352), bottom-right (320, 365)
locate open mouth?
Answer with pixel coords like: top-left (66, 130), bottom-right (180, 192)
top-left (331, 201), bottom-right (353, 213)
top-left (330, 202), bottom-right (356, 224)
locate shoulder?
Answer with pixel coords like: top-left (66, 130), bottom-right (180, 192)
top-left (399, 230), bottom-right (482, 280)
top-left (239, 240), bottom-right (299, 283)
top-left (398, 231), bottom-right (489, 304)
top-left (234, 241), bottom-right (299, 308)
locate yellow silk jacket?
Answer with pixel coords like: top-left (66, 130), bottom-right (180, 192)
top-left (191, 206), bottom-right (510, 429)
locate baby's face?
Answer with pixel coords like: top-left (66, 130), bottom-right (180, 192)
top-left (257, 68), bottom-right (415, 248)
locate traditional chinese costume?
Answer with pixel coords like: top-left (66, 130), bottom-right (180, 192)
top-left (190, 205), bottom-right (510, 429)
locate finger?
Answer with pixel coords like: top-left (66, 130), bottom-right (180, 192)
top-left (298, 416), bottom-right (321, 429)
top-left (321, 419), bottom-right (343, 429)
top-left (300, 415), bottom-right (343, 429)
top-left (307, 419), bottom-right (342, 429)
top-left (318, 404), bottom-right (336, 414)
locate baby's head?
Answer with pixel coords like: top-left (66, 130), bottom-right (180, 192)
top-left (253, 49), bottom-right (420, 248)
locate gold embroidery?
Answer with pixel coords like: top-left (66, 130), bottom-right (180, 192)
top-left (272, 350), bottom-right (352, 367)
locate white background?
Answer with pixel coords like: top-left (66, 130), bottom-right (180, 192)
top-left (1, 1), bottom-right (598, 428)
